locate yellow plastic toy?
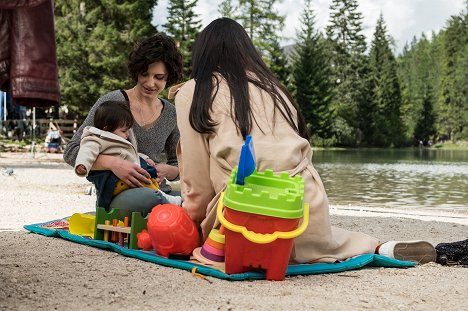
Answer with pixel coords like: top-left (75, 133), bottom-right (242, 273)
top-left (68, 213), bottom-right (96, 237)
top-left (112, 177), bottom-right (159, 196)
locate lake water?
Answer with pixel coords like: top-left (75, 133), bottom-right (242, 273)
top-left (312, 149), bottom-right (468, 214)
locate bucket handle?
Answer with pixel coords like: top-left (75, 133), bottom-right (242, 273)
top-left (216, 192), bottom-right (309, 244)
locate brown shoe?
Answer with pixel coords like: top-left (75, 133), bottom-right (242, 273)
top-left (378, 241), bottom-right (437, 264)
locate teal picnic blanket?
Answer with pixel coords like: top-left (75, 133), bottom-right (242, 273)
top-left (24, 217), bottom-right (416, 281)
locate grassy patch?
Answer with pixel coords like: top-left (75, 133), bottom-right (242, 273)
top-left (432, 141), bottom-right (468, 150)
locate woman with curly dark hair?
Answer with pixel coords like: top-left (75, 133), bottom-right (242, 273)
top-left (64, 33), bottom-right (183, 215)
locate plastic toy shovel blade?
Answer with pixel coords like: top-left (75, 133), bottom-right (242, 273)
top-left (236, 135), bottom-right (256, 185)
top-left (68, 213), bottom-right (96, 237)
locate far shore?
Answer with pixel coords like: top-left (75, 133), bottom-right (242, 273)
top-left (2, 138), bottom-right (468, 154)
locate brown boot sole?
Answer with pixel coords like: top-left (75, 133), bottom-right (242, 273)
top-left (393, 241), bottom-right (437, 264)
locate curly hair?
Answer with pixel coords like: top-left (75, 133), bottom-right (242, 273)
top-left (127, 33), bottom-right (183, 87)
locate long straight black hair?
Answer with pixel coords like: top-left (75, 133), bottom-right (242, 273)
top-left (189, 17), bottom-right (310, 141)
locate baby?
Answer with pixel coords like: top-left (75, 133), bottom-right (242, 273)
top-left (74, 100), bottom-right (181, 208)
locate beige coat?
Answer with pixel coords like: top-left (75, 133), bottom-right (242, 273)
top-left (74, 126), bottom-right (142, 176)
top-left (174, 78), bottom-right (379, 263)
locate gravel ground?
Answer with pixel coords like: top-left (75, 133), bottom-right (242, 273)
top-left (0, 152), bottom-right (467, 311)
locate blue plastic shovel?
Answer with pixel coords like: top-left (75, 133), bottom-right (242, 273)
top-left (235, 135), bottom-right (256, 185)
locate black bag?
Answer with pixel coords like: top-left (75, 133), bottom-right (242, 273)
top-left (436, 239), bottom-right (468, 266)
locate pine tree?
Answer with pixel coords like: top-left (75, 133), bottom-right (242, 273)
top-left (397, 2), bottom-right (467, 143)
top-left (397, 42), bottom-right (415, 143)
top-left (397, 43), bottom-right (411, 136)
top-left (292, 0), bottom-right (334, 145)
top-left (368, 14), bottom-right (403, 147)
top-left (218, 1), bottom-right (289, 85)
top-left (219, 0), bottom-right (237, 18)
top-left (407, 34), bottom-right (440, 141)
top-left (164, 0), bottom-right (202, 78)
top-left (269, 39), bottom-right (291, 88)
top-left (439, 3), bottom-right (468, 141)
top-left (325, 0), bottom-right (369, 146)
top-left (414, 85), bottom-right (436, 145)
top-left (397, 35), bottom-right (431, 143)
top-left (238, 0), bottom-right (285, 64)
top-left (238, 0), bottom-right (263, 42)
top-left (55, 0), bottom-right (157, 114)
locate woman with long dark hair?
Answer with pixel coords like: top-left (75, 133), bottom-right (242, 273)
top-left (173, 18), bottom-right (436, 264)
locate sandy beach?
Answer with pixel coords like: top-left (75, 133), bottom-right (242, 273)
top-left (0, 152), bottom-right (467, 311)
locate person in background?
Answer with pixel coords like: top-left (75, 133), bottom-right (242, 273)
top-left (173, 18), bottom-right (436, 264)
top-left (64, 33), bottom-right (183, 216)
top-left (45, 124), bottom-right (63, 153)
top-left (45, 124), bottom-right (61, 144)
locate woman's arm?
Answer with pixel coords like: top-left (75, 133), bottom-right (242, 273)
top-left (151, 104), bottom-right (180, 181)
top-left (159, 123), bottom-right (180, 180)
top-left (164, 122), bottom-right (180, 166)
top-left (175, 88), bottom-right (216, 224)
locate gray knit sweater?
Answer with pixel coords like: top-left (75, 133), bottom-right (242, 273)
top-left (63, 90), bottom-right (179, 168)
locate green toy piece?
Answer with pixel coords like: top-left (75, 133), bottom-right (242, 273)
top-left (224, 167), bottom-right (305, 219)
top-left (129, 212), bottom-right (148, 249)
top-left (93, 207), bottom-right (148, 249)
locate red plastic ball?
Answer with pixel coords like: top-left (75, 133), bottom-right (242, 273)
top-left (146, 204), bottom-right (199, 257)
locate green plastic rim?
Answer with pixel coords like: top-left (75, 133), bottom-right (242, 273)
top-left (225, 167), bottom-right (304, 219)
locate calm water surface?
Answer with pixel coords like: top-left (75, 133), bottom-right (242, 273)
top-left (312, 149), bottom-right (468, 213)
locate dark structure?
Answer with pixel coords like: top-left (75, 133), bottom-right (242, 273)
top-left (0, 0), bottom-right (59, 108)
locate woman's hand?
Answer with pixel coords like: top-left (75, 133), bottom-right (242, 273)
top-left (111, 157), bottom-right (151, 187)
top-left (155, 163), bottom-right (179, 181)
top-left (93, 155), bottom-right (151, 187)
top-left (145, 158), bottom-right (156, 167)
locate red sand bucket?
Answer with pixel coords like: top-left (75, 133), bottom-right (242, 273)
top-left (217, 193), bottom-right (309, 280)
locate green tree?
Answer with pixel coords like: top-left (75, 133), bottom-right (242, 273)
top-left (219, 1), bottom-right (288, 80)
top-left (238, 0), bottom-right (285, 63)
top-left (325, 0), bottom-right (369, 146)
top-left (439, 3), bottom-right (468, 141)
top-left (292, 0), bottom-right (334, 145)
top-left (398, 33), bottom-right (442, 143)
top-left (164, 0), bottom-right (202, 78)
top-left (398, 37), bottom-right (418, 141)
top-left (219, 0), bottom-right (237, 18)
top-left (397, 2), bottom-right (467, 144)
top-left (396, 43), bottom-right (412, 142)
top-left (55, 0), bottom-right (157, 115)
top-left (414, 86), bottom-right (437, 145)
top-left (367, 14), bottom-right (403, 147)
top-left (397, 36), bottom-right (430, 143)
top-left (269, 38), bottom-right (291, 88)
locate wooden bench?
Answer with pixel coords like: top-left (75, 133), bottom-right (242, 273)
top-left (37, 118), bottom-right (82, 139)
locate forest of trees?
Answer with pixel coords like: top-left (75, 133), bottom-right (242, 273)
top-left (54, 0), bottom-right (467, 147)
